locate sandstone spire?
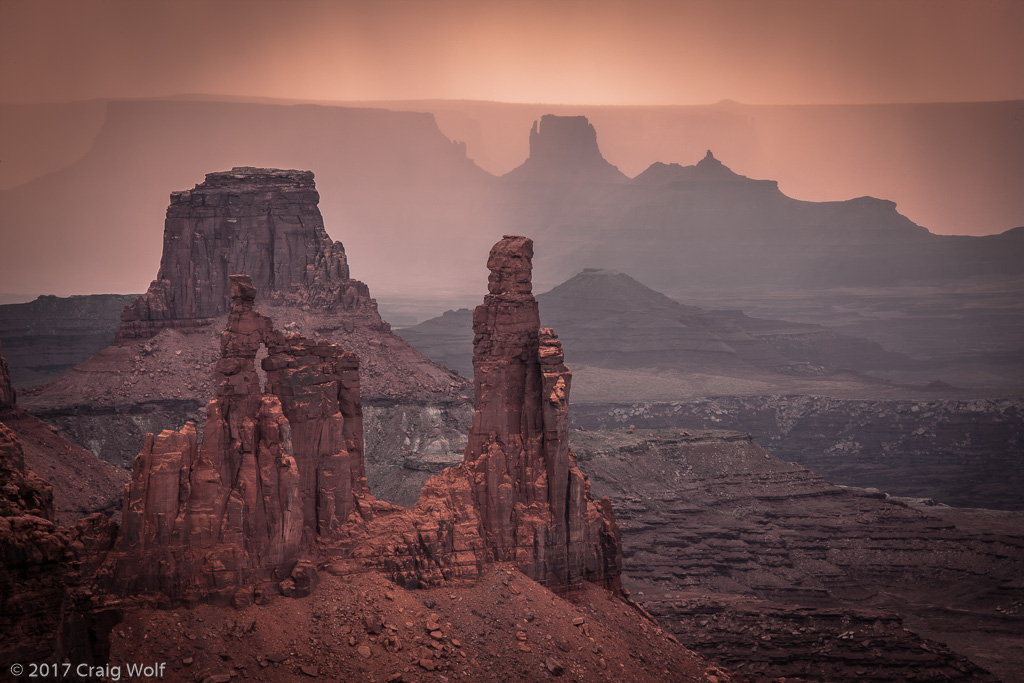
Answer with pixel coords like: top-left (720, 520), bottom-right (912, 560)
top-left (109, 240), bottom-right (620, 602)
top-left (462, 235), bottom-right (621, 589)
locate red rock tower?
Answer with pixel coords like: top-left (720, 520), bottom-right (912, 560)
top-left (463, 235), bottom-right (621, 589)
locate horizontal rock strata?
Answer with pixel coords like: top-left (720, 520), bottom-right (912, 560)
top-left (571, 428), bottom-right (1022, 681)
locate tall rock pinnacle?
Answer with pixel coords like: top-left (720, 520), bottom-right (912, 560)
top-left (462, 235), bottom-right (621, 588)
top-left (505, 115), bottom-right (628, 184)
top-left (118, 167), bottom-right (385, 341)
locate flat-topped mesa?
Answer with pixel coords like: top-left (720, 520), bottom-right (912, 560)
top-left (117, 167), bottom-right (386, 342)
top-left (110, 275), bottom-right (369, 604)
top-left (0, 339), bottom-right (14, 410)
top-left (464, 235), bottom-right (621, 590)
top-left (505, 115), bottom-right (628, 184)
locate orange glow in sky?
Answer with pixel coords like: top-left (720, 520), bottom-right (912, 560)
top-left (2, 0), bottom-right (1023, 106)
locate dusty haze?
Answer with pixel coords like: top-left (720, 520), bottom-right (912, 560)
top-left (2, 0), bottom-right (1022, 105)
top-left (1, 0), bottom-right (1023, 297)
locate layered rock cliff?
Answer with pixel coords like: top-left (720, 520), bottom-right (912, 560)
top-left (23, 167), bottom-right (466, 468)
top-left (571, 428), bottom-right (1020, 681)
top-left (117, 167), bottom-right (384, 341)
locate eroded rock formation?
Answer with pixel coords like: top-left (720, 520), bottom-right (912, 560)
top-left (460, 236), bottom-right (621, 588)
top-left (118, 167), bottom-right (386, 341)
top-left (110, 238), bottom-right (620, 604)
top-left (23, 167), bottom-right (465, 469)
top-left (110, 275), bottom-right (369, 603)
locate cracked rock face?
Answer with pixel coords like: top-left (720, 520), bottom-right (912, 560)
top-left (117, 167), bottom-right (385, 341)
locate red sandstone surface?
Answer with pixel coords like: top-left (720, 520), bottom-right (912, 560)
top-left (108, 237), bottom-right (619, 604)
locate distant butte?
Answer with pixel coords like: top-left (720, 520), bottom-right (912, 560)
top-left (504, 115), bottom-right (628, 183)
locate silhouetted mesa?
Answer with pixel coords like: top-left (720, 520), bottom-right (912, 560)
top-left (118, 167), bottom-right (384, 342)
top-left (504, 115), bottom-right (628, 183)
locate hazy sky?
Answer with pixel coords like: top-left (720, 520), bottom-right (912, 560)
top-left (2, 0), bottom-right (1023, 105)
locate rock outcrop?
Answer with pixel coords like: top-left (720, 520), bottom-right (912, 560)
top-left (22, 168), bottom-right (466, 469)
top-left (505, 115), bottom-right (627, 184)
top-left (0, 338), bottom-right (15, 409)
top-left (117, 167), bottom-right (385, 341)
top-left (109, 238), bottom-right (620, 603)
top-left (110, 275), bottom-right (369, 603)
top-left (460, 236), bottom-right (621, 588)
top-left (0, 422), bottom-right (64, 667)
top-left (0, 421), bottom-right (120, 670)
